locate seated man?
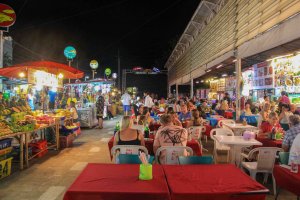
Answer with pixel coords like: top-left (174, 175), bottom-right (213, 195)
top-left (289, 132), bottom-right (300, 164)
top-left (282, 114), bottom-right (300, 152)
top-left (153, 114), bottom-right (188, 164)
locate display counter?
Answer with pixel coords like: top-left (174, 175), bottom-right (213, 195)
top-left (77, 105), bottom-right (98, 128)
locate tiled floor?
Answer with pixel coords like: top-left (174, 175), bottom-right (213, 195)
top-left (0, 117), bottom-right (296, 200)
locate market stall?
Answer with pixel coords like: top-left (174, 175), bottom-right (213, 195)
top-left (0, 61), bottom-right (84, 177)
top-left (64, 79), bottom-right (116, 128)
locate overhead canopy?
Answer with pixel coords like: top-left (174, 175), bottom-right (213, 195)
top-left (0, 61), bottom-right (84, 79)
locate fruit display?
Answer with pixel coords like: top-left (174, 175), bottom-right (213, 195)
top-left (0, 121), bottom-right (13, 136)
top-left (35, 115), bottom-right (55, 125)
top-left (55, 109), bottom-right (72, 118)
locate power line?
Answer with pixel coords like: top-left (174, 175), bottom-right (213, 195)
top-left (13, 0), bottom-right (129, 32)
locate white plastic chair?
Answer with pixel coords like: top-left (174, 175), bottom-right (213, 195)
top-left (188, 126), bottom-right (206, 141)
top-left (217, 119), bottom-right (235, 128)
top-left (188, 126), bottom-right (207, 152)
top-left (155, 146), bottom-right (193, 165)
top-left (202, 120), bottom-right (210, 143)
top-left (111, 145), bottom-right (148, 163)
top-left (240, 147), bottom-right (283, 195)
top-left (210, 128), bottom-right (234, 163)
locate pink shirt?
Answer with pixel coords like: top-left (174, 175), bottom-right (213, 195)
top-left (280, 95), bottom-right (290, 105)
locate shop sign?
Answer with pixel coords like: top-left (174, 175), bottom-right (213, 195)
top-left (64, 46), bottom-right (76, 60)
top-left (28, 69), bottom-right (62, 88)
top-left (105, 68), bottom-right (111, 76)
top-left (210, 80), bottom-right (218, 92)
top-left (225, 76), bottom-right (236, 91)
top-left (272, 54), bottom-right (300, 93)
top-left (90, 60), bottom-right (98, 70)
top-left (217, 78), bottom-right (225, 92)
top-left (0, 4), bottom-right (16, 27)
top-left (242, 69), bottom-right (253, 96)
top-left (253, 61), bottom-right (273, 89)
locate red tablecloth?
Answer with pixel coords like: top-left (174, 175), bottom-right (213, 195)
top-left (108, 136), bottom-right (202, 159)
top-left (256, 137), bottom-right (282, 147)
top-left (273, 165), bottom-right (300, 196)
top-left (163, 164), bottom-right (268, 200)
top-left (63, 164), bottom-right (170, 200)
top-left (224, 111), bottom-right (233, 119)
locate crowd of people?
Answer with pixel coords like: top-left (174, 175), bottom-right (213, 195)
top-left (112, 90), bottom-right (300, 164)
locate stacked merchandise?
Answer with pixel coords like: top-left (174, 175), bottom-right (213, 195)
top-left (56, 110), bottom-right (80, 148)
top-left (0, 138), bottom-right (13, 180)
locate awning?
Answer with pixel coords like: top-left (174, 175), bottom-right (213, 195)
top-left (0, 61), bottom-right (84, 79)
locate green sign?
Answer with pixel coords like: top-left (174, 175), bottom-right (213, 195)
top-left (105, 68), bottom-right (111, 76)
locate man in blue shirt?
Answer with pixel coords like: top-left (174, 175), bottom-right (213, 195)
top-left (48, 90), bottom-right (57, 110)
top-left (178, 104), bottom-right (191, 122)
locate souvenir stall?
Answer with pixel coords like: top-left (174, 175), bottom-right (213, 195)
top-left (64, 79), bottom-right (115, 128)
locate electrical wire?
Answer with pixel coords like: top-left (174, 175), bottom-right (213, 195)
top-left (14, 0), bottom-right (129, 32)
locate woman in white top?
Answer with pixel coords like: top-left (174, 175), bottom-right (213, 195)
top-left (279, 104), bottom-right (293, 131)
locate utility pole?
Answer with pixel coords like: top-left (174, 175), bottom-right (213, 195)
top-left (117, 49), bottom-right (121, 89)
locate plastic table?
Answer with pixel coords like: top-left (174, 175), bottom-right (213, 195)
top-left (214, 135), bottom-right (262, 166)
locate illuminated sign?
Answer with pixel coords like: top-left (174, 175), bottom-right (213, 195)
top-left (90, 60), bottom-right (99, 69)
top-left (0, 4), bottom-right (16, 27)
top-left (28, 69), bottom-right (62, 88)
top-left (105, 68), bottom-right (111, 76)
top-left (64, 46), bottom-right (76, 59)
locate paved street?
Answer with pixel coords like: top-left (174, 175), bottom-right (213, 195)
top-left (0, 117), bottom-right (296, 200)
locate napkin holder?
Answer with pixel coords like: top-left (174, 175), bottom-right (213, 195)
top-left (243, 131), bottom-right (255, 140)
top-left (139, 164), bottom-right (153, 180)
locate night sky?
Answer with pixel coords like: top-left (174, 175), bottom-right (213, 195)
top-left (2, 0), bottom-right (199, 96)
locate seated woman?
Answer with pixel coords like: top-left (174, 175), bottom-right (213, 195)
top-left (260, 102), bottom-right (271, 122)
top-left (243, 102), bottom-right (252, 116)
top-left (258, 112), bottom-right (282, 139)
top-left (191, 109), bottom-right (203, 126)
top-left (169, 111), bottom-right (182, 127)
top-left (113, 116), bottom-right (145, 146)
top-left (279, 104), bottom-right (293, 131)
top-left (142, 107), bottom-right (154, 125)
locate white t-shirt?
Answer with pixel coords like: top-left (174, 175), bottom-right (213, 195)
top-left (289, 133), bottom-right (300, 164)
top-left (121, 93), bottom-right (131, 106)
top-left (144, 95), bottom-right (154, 108)
top-left (70, 107), bottom-right (78, 120)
